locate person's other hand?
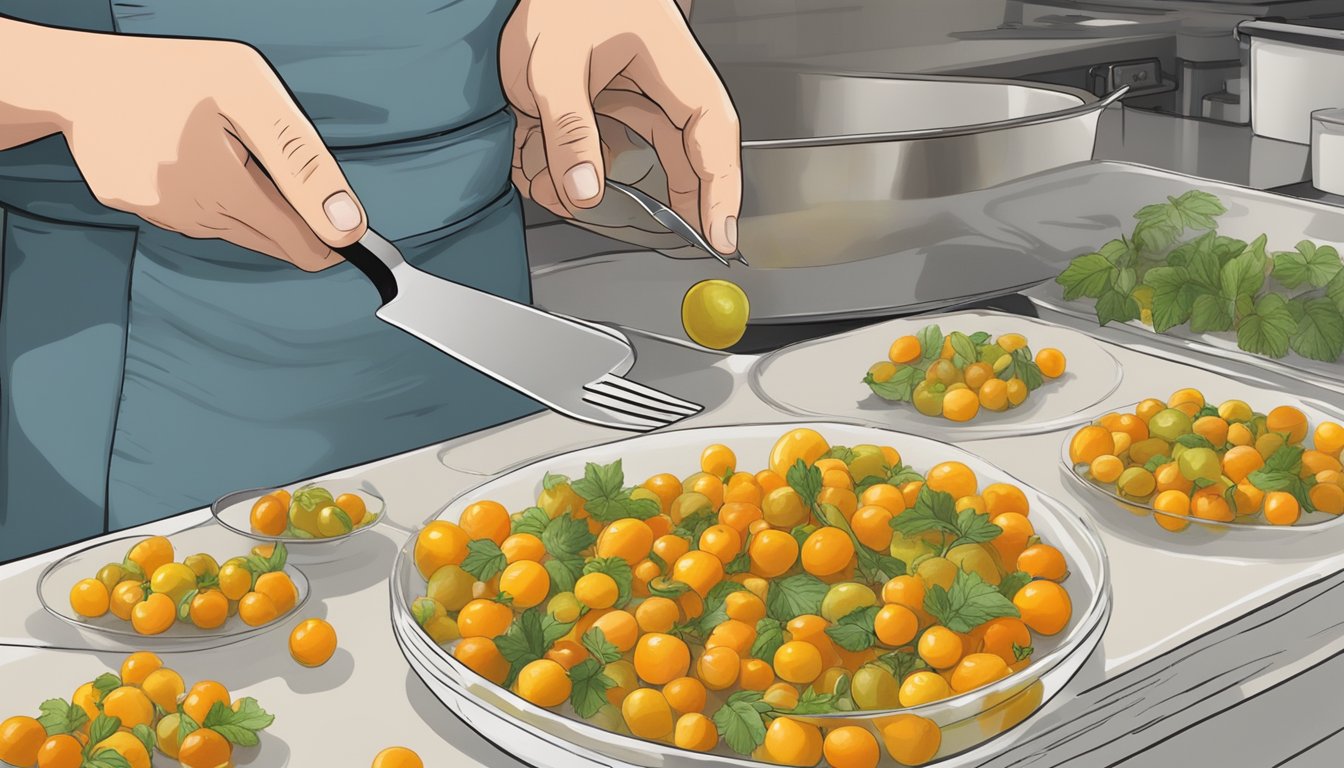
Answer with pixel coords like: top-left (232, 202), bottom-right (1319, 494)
top-left (52, 33), bottom-right (366, 270)
top-left (500, 0), bottom-right (741, 255)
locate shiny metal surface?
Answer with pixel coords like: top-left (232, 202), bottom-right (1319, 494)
top-left (566, 66), bottom-right (1123, 269)
top-left (604, 180), bottom-right (747, 266)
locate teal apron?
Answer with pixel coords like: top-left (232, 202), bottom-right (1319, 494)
top-left (0, 0), bottom-right (541, 561)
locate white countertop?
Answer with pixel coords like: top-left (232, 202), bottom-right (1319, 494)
top-left (4, 311), bottom-right (1344, 767)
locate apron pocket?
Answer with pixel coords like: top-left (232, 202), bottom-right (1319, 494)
top-left (0, 207), bottom-right (136, 561)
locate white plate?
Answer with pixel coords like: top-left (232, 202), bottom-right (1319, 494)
top-left (748, 311), bottom-right (1123, 440)
top-left (392, 422), bottom-right (1111, 767)
top-left (37, 527), bottom-right (309, 652)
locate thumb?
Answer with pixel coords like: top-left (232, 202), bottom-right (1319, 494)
top-left (227, 86), bottom-right (366, 247)
top-left (529, 50), bottom-right (606, 212)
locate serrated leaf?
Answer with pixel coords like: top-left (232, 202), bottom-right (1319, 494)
top-left (751, 618), bottom-right (786, 662)
top-left (495, 608), bottom-right (575, 687)
top-left (874, 649), bottom-right (929, 682)
top-left (696, 580), bottom-right (749, 636)
top-left (891, 488), bottom-right (960, 538)
top-left (544, 556), bottom-right (583, 596)
top-left (541, 513), bottom-right (596, 558)
top-left (511, 507), bottom-right (550, 537)
top-left (713, 693), bottom-right (769, 755)
top-left (1272, 241), bottom-right (1342, 288)
top-left (1057, 253), bottom-right (1117, 301)
top-left (569, 659), bottom-right (616, 718)
top-left (92, 674), bottom-right (121, 698)
top-left (1266, 445), bottom-right (1304, 474)
top-left (786, 460), bottom-right (823, 509)
top-left (1144, 266), bottom-right (1195, 333)
top-left (1190, 291), bottom-right (1234, 333)
top-left (1290, 298), bottom-right (1344, 363)
top-left (581, 628), bottom-right (623, 664)
top-left (1096, 288), bottom-right (1141, 327)
top-left (131, 723), bottom-right (155, 753)
top-left (1221, 248), bottom-right (1267, 300)
top-left (178, 711), bottom-right (201, 745)
top-left (87, 714), bottom-right (120, 747)
top-left (864, 366), bottom-right (923, 403)
top-left (460, 539), bottom-right (507, 582)
top-left (1237, 293), bottom-right (1296, 359)
top-left (542, 472), bottom-right (570, 492)
top-left (825, 606), bottom-right (880, 652)
top-left (923, 571), bottom-right (1021, 633)
top-left (583, 557), bottom-right (634, 607)
top-left (776, 688), bottom-right (841, 715)
top-left (999, 571), bottom-right (1034, 600)
top-left (1175, 433), bottom-right (1215, 449)
top-left (571, 460), bottom-right (660, 523)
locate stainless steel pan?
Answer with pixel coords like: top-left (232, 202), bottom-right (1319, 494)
top-left (562, 65), bottom-right (1126, 269)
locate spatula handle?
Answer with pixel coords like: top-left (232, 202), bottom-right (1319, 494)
top-left (337, 231), bottom-right (402, 304)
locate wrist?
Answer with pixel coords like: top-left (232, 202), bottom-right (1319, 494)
top-left (0, 17), bottom-right (106, 137)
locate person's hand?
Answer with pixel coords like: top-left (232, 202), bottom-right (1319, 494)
top-left (49, 32), bottom-right (366, 270)
top-left (500, 0), bottom-right (742, 254)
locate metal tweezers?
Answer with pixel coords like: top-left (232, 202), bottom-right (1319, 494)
top-left (605, 179), bottom-right (749, 267)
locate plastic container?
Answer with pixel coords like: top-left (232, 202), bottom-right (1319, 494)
top-left (1312, 107), bottom-right (1344, 196)
top-left (1238, 20), bottom-right (1344, 144)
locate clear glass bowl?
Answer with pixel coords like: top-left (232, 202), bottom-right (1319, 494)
top-left (1061, 397), bottom-right (1344, 532)
top-left (211, 478), bottom-right (386, 566)
top-left (393, 422), bottom-right (1111, 767)
top-left (37, 526), bottom-right (309, 652)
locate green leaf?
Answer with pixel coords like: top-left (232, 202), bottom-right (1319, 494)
top-left (776, 688), bottom-right (841, 715)
top-left (672, 510), bottom-right (717, 544)
top-left (648, 578), bottom-right (691, 599)
top-left (874, 649), bottom-right (929, 682)
top-left (460, 538), bottom-right (508, 582)
top-left (891, 488), bottom-right (960, 538)
top-left (712, 692), bottom-right (771, 755)
top-left (495, 608), bottom-right (575, 687)
top-left (542, 472), bottom-right (571, 492)
top-left (1014, 643), bottom-right (1035, 661)
top-left (541, 513), bottom-right (596, 558)
top-left (87, 714), bottom-right (121, 747)
top-left (1266, 445), bottom-right (1304, 474)
top-left (1009, 349), bottom-right (1045, 392)
top-left (999, 571), bottom-right (1034, 601)
top-left (1057, 253), bottom-right (1117, 301)
top-left (1101, 238), bottom-right (1139, 267)
top-left (787, 459), bottom-right (823, 509)
top-left (92, 674), bottom-right (121, 699)
top-left (1221, 248), bottom-right (1267, 300)
top-left (211, 723), bottom-right (262, 748)
top-left (1143, 454), bottom-right (1171, 473)
top-left (1190, 291), bottom-right (1234, 333)
top-left (511, 507), bottom-right (551, 537)
top-left (583, 557), bottom-right (634, 608)
top-left (864, 366), bottom-right (923, 403)
top-left (948, 332), bottom-right (977, 368)
top-left (765, 574), bottom-right (828, 622)
top-left (1154, 190), bottom-right (1226, 232)
top-left (825, 606), bottom-right (880, 652)
top-left (581, 628), bottom-right (623, 665)
top-left (946, 509), bottom-right (1002, 549)
top-left (544, 556), bottom-right (583, 596)
top-left (1144, 266), bottom-right (1196, 333)
top-left (88, 751), bottom-right (133, 768)
top-left (571, 460), bottom-right (660, 523)
top-left (1095, 288), bottom-right (1141, 327)
top-left (822, 445), bottom-right (856, 463)
top-left (202, 701), bottom-right (234, 728)
top-left (751, 618), bottom-right (786, 662)
top-left (855, 547), bottom-right (906, 584)
top-left (37, 699), bottom-right (88, 737)
top-left (1272, 241), bottom-right (1342, 288)
top-left (569, 659), bottom-right (616, 718)
top-left (1290, 298), bottom-right (1344, 363)
top-left (291, 485), bottom-right (334, 514)
top-left (1328, 268), bottom-right (1344, 313)
top-left (131, 723), bottom-right (156, 753)
top-left (724, 551), bottom-right (751, 575)
top-left (1114, 267), bottom-right (1138, 295)
top-left (923, 571), bottom-right (1021, 633)
top-left (1237, 293), bottom-right (1296, 359)
top-left (917, 325), bottom-right (944, 360)
top-left (177, 711), bottom-right (200, 746)
top-left (1184, 232), bottom-right (1224, 292)
top-left (1175, 433), bottom-right (1215, 450)
top-left (969, 331), bottom-right (992, 345)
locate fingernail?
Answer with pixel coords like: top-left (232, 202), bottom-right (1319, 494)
top-left (724, 215), bottom-right (739, 251)
top-left (323, 191), bottom-right (361, 232)
top-left (564, 162), bottom-right (600, 202)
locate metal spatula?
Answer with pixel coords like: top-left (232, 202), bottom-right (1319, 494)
top-left (337, 229), bottom-right (702, 432)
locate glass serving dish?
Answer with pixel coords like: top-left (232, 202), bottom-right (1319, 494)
top-left (748, 310), bottom-right (1123, 441)
top-left (392, 422), bottom-right (1111, 768)
top-left (211, 478), bottom-right (386, 566)
top-left (1060, 395), bottom-right (1344, 532)
top-left (36, 526), bottom-right (309, 652)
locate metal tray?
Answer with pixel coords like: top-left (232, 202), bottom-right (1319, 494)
top-left (748, 310), bottom-right (1123, 440)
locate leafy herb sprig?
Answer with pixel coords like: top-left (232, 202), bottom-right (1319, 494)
top-left (1056, 190), bottom-right (1344, 362)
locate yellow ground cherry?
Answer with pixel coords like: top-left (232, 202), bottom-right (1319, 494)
top-left (178, 727), bottom-right (232, 768)
top-left (0, 716), bottom-right (45, 767)
top-left (1017, 544), bottom-right (1067, 581)
top-left (372, 747), bottom-right (424, 768)
top-left (889, 335), bottom-right (921, 363)
top-left (697, 646), bottom-right (741, 690)
top-left (943, 389), bottom-right (980, 422)
top-left (1014, 580), bottom-right (1072, 635)
top-left (131, 593), bottom-right (175, 635)
top-left (926, 462), bottom-right (978, 500)
top-left (725, 591), bottom-right (766, 624)
top-left (918, 626), bottom-right (963, 669)
top-left (824, 726), bottom-right (881, 768)
top-left (951, 653), bottom-right (1010, 693)
top-left (455, 637), bottom-right (508, 684)
top-left (69, 578), bottom-right (110, 619)
top-left (181, 681), bottom-right (231, 725)
top-left (1069, 426), bottom-right (1115, 466)
top-left (663, 676), bottom-right (707, 714)
top-left (36, 733), bottom-right (83, 768)
top-left (460, 500), bottom-right (511, 544)
top-left (674, 712), bottom-right (719, 752)
top-left (672, 550), bottom-right (725, 596)
top-left (622, 688), bottom-right (674, 740)
top-left (1266, 405), bottom-right (1309, 444)
top-left (499, 560), bottom-right (550, 608)
top-left (749, 529), bottom-right (799, 578)
top-left (851, 505), bottom-right (895, 551)
top-left (140, 667), bottom-right (185, 711)
top-left (593, 610), bottom-right (639, 652)
top-left (773, 640), bottom-right (823, 684)
top-left (635, 597), bottom-right (680, 634)
top-left (597, 518), bottom-right (654, 564)
top-left (415, 521), bottom-right (470, 579)
top-left (253, 571), bottom-right (299, 615)
top-left (875, 604), bottom-right (918, 647)
top-left (516, 659), bottom-right (571, 707)
top-left (237, 591), bottom-right (279, 628)
top-left (189, 589), bottom-right (229, 630)
top-left (634, 633), bottom-right (691, 685)
top-left (458, 598), bottom-right (513, 639)
top-left (575, 572), bottom-right (620, 609)
top-left (881, 714), bottom-right (942, 766)
top-left (699, 524), bottom-right (742, 565)
top-left (500, 533), bottom-right (545, 563)
top-left (764, 717), bottom-right (823, 768)
top-left (801, 527), bottom-right (854, 576)
top-left (1264, 491), bottom-right (1301, 525)
top-left (739, 658), bottom-right (775, 691)
top-left (91, 732), bottom-right (150, 768)
top-left (289, 618), bottom-right (338, 667)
